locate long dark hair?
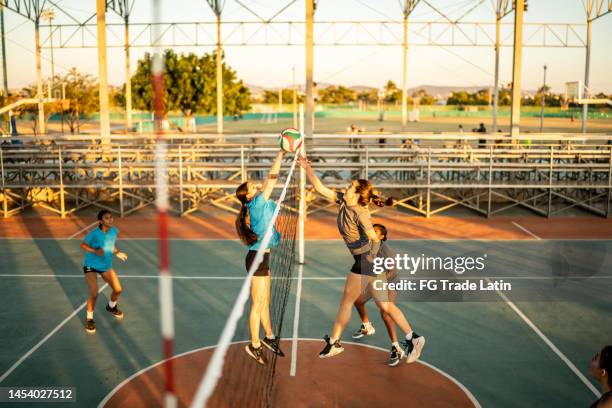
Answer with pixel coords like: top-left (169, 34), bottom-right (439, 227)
top-left (235, 182), bottom-right (258, 246)
top-left (373, 223), bottom-right (388, 241)
top-left (354, 179), bottom-right (394, 207)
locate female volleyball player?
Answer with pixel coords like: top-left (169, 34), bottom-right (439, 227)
top-left (236, 149), bottom-right (286, 366)
top-left (80, 210), bottom-right (127, 333)
top-left (299, 154), bottom-right (425, 364)
top-left (350, 223), bottom-right (405, 367)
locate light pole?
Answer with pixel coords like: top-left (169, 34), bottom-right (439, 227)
top-left (539, 64), bottom-right (546, 133)
top-left (41, 9), bottom-right (55, 94)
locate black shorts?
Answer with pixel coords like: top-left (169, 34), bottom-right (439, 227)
top-left (83, 266), bottom-right (107, 274)
top-left (245, 250), bottom-right (270, 277)
top-left (350, 254), bottom-right (376, 277)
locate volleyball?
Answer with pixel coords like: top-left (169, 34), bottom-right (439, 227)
top-left (279, 128), bottom-right (303, 153)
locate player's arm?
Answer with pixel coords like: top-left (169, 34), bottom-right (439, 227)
top-left (261, 150), bottom-right (285, 200)
top-left (298, 155), bottom-right (335, 201)
top-left (81, 241), bottom-right (104, 256)
top-left (360, 215), bottom-right (381, 262)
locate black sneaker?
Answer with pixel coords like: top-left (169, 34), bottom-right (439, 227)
top-left (262, 337), bottom-right (285, 357)
top-left (106, 304), bottom-right (124, 319)
top-left (403, 333), bottom-right (426, 364)
top-left (245, 343), bottom-right (267, 366)
top-left (351, 323), bottom-right (376, 339)
top-left (319, 335), bottom-right (344, 358)
top-left (389, 344), bottom-right (405, 367)
top-left (85, 319), bottom-right (96, 333)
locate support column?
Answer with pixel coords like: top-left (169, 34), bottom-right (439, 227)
top-left (509, 0), bottom-right (524, 138)
top-left (581, 19), bottom-right (592, 134)
top-left (96, 0), bottom-right (111, 145)
top-left (292, 66), bottom-right (298, 129)
top-left (401, 14), bottom-right (408, 129)
top-left (124, 17), bottom-right (133, 131)
top-left (216, 14), bottom-right (223, 135)
top-left (0, 4), bottom-right (7, 96)
top-left (35, 20), bottom-right (45, 135)
top-left (305, 0), bottom-right (314, 139)
top-left (492, 12), bottom-right (501, 133)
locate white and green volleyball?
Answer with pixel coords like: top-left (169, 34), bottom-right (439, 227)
top-left (279, 128), bottom-right (303, 153)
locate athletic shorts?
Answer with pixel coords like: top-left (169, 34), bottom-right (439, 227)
top-left (83, 266), bottom-right (107, 274)
top-left (350, 254), bottom-right (376, 277)
top-left (245, 250), bottom-right (270, 277)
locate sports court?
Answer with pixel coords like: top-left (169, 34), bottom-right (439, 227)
top-left (1, 214), bottom-right (611, 407)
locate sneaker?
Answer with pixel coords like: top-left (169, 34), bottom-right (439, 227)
top-left (245, 343), bottom-right (267, 366)
top-left (85, 319), bottom-right (96, 333)
top-left (106, 304), bottom-right (124, 319)
top-left (351, 323), bottom-right (376, 339)
top-left (319, 335), bottom-right (344, 358)
top-left (389, 344), bottom-right (405, 367)
top-left (403, 334), bottom-right (426, 364)
top-left (262, 337), bottom-right (285, 357)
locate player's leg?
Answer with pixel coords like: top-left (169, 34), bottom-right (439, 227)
top-left (84, 269), bottom-right (98, 333)
top-left (351, 290), bottom-right (376, 339)
top-left (101, 268), bottom-right (124, 318)
top-left (370, 277), bottom-right (425, 363)
top-left (320, 271), bottom-right (364, 358)
top-left (249, 275), bottom-right (267, 346)
top-left (259, 274), bottom-right (284, 356)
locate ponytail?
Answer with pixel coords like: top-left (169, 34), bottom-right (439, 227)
top-left (235, 182), bottom-right (258, 246)
top-left (371, 195), bottom-right (395, 208)
top-left (354, 179), bottom-right (395, 207)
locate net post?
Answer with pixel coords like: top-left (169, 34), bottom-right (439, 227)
top-left (298, 103), bottom-right (305, 264)
top-left (152, 1), bottom-right (176, 407)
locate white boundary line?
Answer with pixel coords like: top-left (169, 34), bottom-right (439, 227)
top-left (511, 221), bottom-right (542, 240)
top-left (290, 265), bottom-right (304, 376)
top-left (67, 221), bottom-right (98, 239)
top-left (488, 278), bottom-right (601, 398)
top-left (0, 283), bottom-right (109, 383)
top-left (97, 339), bottom-right (481, 408)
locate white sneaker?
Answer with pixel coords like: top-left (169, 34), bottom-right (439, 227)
top-left (351, 323), bottom-right (376, 339)
top-left (404, 334), bottom-right (426, 364)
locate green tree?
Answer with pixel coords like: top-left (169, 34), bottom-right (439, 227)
top-left (126, 49), bottom-right (251, 122)
top-left (447, 91), bottom-right (470, 105)
top-left (383, 80), bottom-right (401, 103)
top-left (262, 88), bottom-right (303, 104)
top-left (319, 85), bottom-right (356, 104)
top-left (357, 89), bottom-right (379, 103)
top-left (19, 69), bottom-right (93, 135)
top-left (412, 89), bottom-right (436, 105)
top-left (59, 69), bottom-right (99, 134)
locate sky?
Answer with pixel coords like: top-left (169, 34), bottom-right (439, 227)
top-left (2, 0), bottom-right (612, 94)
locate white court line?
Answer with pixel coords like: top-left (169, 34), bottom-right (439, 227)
top-left (511, 221), bottom-right (542, 240)
top-left (488, 278), bottom-right (601, 398)
top-left (0, 283), bottom-right (109, 383)
top-left (290, 265), bottom-right (304, 376)
top-left (67, 221), bottom-right (98, 239)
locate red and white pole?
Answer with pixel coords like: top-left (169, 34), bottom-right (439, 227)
top-left (152, 1), bottom-right (176, 407)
